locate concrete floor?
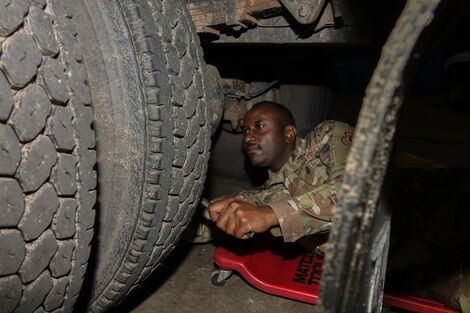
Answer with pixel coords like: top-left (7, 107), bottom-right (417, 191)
top-left (118, 241), bottom-right (319, 313)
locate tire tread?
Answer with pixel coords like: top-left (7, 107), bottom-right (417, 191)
top-left (0, 1), bottom-right (97, 312)
top-left (87, 0), bottom-right (210, 311)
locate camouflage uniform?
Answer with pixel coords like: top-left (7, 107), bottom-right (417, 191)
top-left (232, 120), bottom-right (354, 252)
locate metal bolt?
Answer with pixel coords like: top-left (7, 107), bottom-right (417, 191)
top-left (298, 4), bottom-right (309, 18)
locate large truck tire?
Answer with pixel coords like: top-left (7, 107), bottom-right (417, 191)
top-left (0, 0), bottom-right (211, 312)
top-left (317, 0), bottom-right (445, 312)
top-left (0, 1), bottom-right (97, 312)
top-left (68, 0), bottom-right (211, 312)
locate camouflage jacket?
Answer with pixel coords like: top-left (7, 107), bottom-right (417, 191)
top-left (233, 120), bottom-right (354, 244)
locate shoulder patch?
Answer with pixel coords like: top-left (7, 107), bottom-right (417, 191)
top-left (341, 131), bottom-right (353, 145)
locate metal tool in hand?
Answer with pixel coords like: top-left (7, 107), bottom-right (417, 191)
top-left (201, 198), bottom-right (255, 238)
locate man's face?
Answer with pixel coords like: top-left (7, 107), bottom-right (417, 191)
top-left (243, 106), bottom-right (289, 171)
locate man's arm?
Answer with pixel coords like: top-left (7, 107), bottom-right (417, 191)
top-left (207, 176), bottom-right (341, 242)
top-left (268, 121), bottom-right (353, 242)
top-left (267, 176), bottom-right (342, 242)
top-left (207, 183), bottom-right (292, 239)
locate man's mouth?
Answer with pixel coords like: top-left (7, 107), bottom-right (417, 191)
top-left (245, 143), bottom-right (261, 153)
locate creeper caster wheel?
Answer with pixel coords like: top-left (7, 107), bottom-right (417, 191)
top-left (211, 269), bottom-right (233, 286)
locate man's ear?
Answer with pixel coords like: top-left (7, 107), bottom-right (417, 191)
top-left (284, 125), bottom-right (297, 143)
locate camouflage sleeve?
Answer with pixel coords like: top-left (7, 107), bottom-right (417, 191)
top-left (208, 185), bottom-right (268, 204)
top-left (233, 181), bottom-right (296, 204)
top-left (267, 121), bottom-right (352, 242)
top-left (318, 121), bottom-right (353, 179)
top-left (231, 189), bottom-right (265, 206)
top-left (267, 176), bottom-right (342, 242)
top-left (203, 189), bottom-right (267, 220)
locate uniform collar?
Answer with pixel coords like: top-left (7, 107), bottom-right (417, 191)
top-left (265, 137), bottom-right (306, 186)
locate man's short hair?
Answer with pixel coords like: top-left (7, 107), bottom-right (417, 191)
top-left (251, 101), bottom-right (296, 128)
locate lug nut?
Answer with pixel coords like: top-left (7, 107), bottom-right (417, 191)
top-left (298, 4), bottom-right (309, 18)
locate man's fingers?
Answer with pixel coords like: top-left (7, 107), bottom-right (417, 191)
top-left (222, 214), bottom-right (242, 239)
top-left (215, 204), bottom-right (234, 231)
top-left (209, 200), bottom-right (275, 239)
top-left (240, 233), bottom-right (252, 240)
top-left (208, 203), bottom-right (223, 221)
top-left (215, 201), bottom-right (239, 232)
top-left (208, 198), bottom-right (235, 221)
top-left (233, 217), bottom-right (256, 239)
top-left (234, 224), bottom-right (250, 239)
top-left (226, 210), bottom-right (252, 239)
top-left (224, 216), bottom-right (237, 236)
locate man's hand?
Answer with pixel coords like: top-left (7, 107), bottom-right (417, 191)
top-left (208, 197), bottom-right (279, 239)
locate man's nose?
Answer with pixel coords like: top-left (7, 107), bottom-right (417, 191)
top-left (244, 131), bottom-right (255, 143)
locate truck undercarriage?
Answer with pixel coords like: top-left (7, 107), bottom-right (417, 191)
top-left (1, 0), bottom-right (469, 312)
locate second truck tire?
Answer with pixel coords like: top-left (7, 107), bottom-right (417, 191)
top-left (69, 0), bottom-right (211, 311)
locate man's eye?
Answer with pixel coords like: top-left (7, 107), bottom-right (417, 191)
top-left (256, 124), bottom-right (264, 129)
